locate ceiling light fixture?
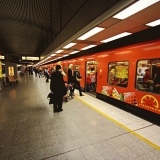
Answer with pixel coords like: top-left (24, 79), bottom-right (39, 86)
top-left (63, 43), bottom-right (77, 49)
top-left (101, 32), bottom-right (132, 43)
top-left (77, 27), bottom-right (105, 40)
top-left (62, 55), bottom-right (68, 57)
top-left (69, 51), bottom-right (79, 54)
top-left (146, 19), bottom-right (160, 27)
top-left (113, 0), bottom-right (159, 20)
top-left (55, 50), bottom-right (64, 53)
top-left (81, 45), bottom-right (97, 50)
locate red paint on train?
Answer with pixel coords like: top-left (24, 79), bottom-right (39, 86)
top-left (45, 39), bottom-right (160, 114)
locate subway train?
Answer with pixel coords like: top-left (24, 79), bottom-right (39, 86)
top-left (44, 39), bottom-right (160, 115)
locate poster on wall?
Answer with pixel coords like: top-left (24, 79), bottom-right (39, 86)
top-left (0, 61), bottom-right (2, 78)
top-left (8, 66), bottom-right (14, 76)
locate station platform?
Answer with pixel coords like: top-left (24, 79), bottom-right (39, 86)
top-left (0, 73), bottom-right (160, 160)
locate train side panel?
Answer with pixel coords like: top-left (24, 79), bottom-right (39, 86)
top-left (46, 39), bottom-right (160, 114)
top-left (96, 39), bottom-right (160, 114)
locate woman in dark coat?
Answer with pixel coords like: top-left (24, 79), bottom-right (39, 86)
top-left (68, 64), bottom-right (74, 96)
top-left (50, 65), bottom-right (66, 112)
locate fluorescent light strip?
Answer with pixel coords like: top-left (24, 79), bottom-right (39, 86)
top-left (69, 51), bottom-right (79, 55)
top-left (55, 50), bottom-right (64, 53)
top-left (63, 43), bottom-right (77, 49)
top-left (113, 0), bottom-right (159, 20)
top-left (81, 45), bottom-right (97, 50)
top-left (146, 19), bottom-right (160, 27)
top-left (77, 27), bottom-right (105, 40)
top-left (101, 32), bottom-right (132, 43)
top-left (62, 55), bottom-right (68, 57)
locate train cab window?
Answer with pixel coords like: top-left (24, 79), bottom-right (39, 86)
top-left (108, 61), bottom-right (129, 87)
top-left (136, 59), bottom-right (160, 94)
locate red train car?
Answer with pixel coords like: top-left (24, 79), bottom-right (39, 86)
top-left (47, 39), bottom-right (160, 115)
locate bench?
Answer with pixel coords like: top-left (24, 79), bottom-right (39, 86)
top-left (8, 75), bottom-right (18, 85)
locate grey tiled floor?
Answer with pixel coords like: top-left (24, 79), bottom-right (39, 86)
top-left (0, 73), bottom-right (160, 160)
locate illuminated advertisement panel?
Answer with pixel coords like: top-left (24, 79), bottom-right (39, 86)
top-left (8, 66), bottom-right (14, 76)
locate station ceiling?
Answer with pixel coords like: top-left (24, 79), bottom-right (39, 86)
top-left (0, 0), bottom-right (87, 57)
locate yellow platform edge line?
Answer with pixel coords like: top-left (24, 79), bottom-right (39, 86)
top-left (75, 96), bottom-right (160, 151)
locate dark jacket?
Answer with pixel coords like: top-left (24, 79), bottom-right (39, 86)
top-left (74, 70), bottom-right (82, 82)
top-left (68, 68), bottom-right (73, 83)
top-left (50, 71), bottom-right (66, 96)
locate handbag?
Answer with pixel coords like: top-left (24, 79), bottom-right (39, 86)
top-left (47, 92), bottom-right (54, 104)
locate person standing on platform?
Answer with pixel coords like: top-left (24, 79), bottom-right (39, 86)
top-left (68, 64), bottom-right (74, 96)
top-left (44, 68), bottom-right (49, 82)
top-left (50, 65), bottom-right (66, 112)
top-left (73, 66), bottom-right (84, 96)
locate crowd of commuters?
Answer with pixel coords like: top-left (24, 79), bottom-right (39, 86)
top-left (21, 64), bottom-right (85, 113)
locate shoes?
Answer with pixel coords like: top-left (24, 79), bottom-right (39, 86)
top-left (80, 94), bottom-right (84, 96)
top-left (57, 109), bottom-right (63, 112)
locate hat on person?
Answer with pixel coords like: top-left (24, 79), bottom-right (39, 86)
top-left (56, 65), bottom-right (61, 71)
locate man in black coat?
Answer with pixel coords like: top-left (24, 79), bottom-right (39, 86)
top-left (50, 65), bottom-right (66, 112)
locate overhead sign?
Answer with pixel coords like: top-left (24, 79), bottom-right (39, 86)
top-left (0, 55), bottom-right (5, 60)
top-left (22, 56), bottom-right (39, 60)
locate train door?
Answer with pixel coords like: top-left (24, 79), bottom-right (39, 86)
top-left (85, 60), bottom-right (98, 96)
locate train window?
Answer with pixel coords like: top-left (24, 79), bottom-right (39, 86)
top-left (108, 61), bottom-right (129, 87)
top-left (136, 59), bottom-right (160, 94)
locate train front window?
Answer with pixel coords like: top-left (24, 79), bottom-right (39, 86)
top-left (108, 61), bottom-right (129, 87)
top-left (136, 59), bottom-right (160, 94)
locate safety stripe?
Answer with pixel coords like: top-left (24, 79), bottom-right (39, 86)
top-left (75, 96), bottom-right (160, 151)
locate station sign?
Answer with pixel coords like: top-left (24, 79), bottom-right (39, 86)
top-left (0, 55), bottom-right (5, 60)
